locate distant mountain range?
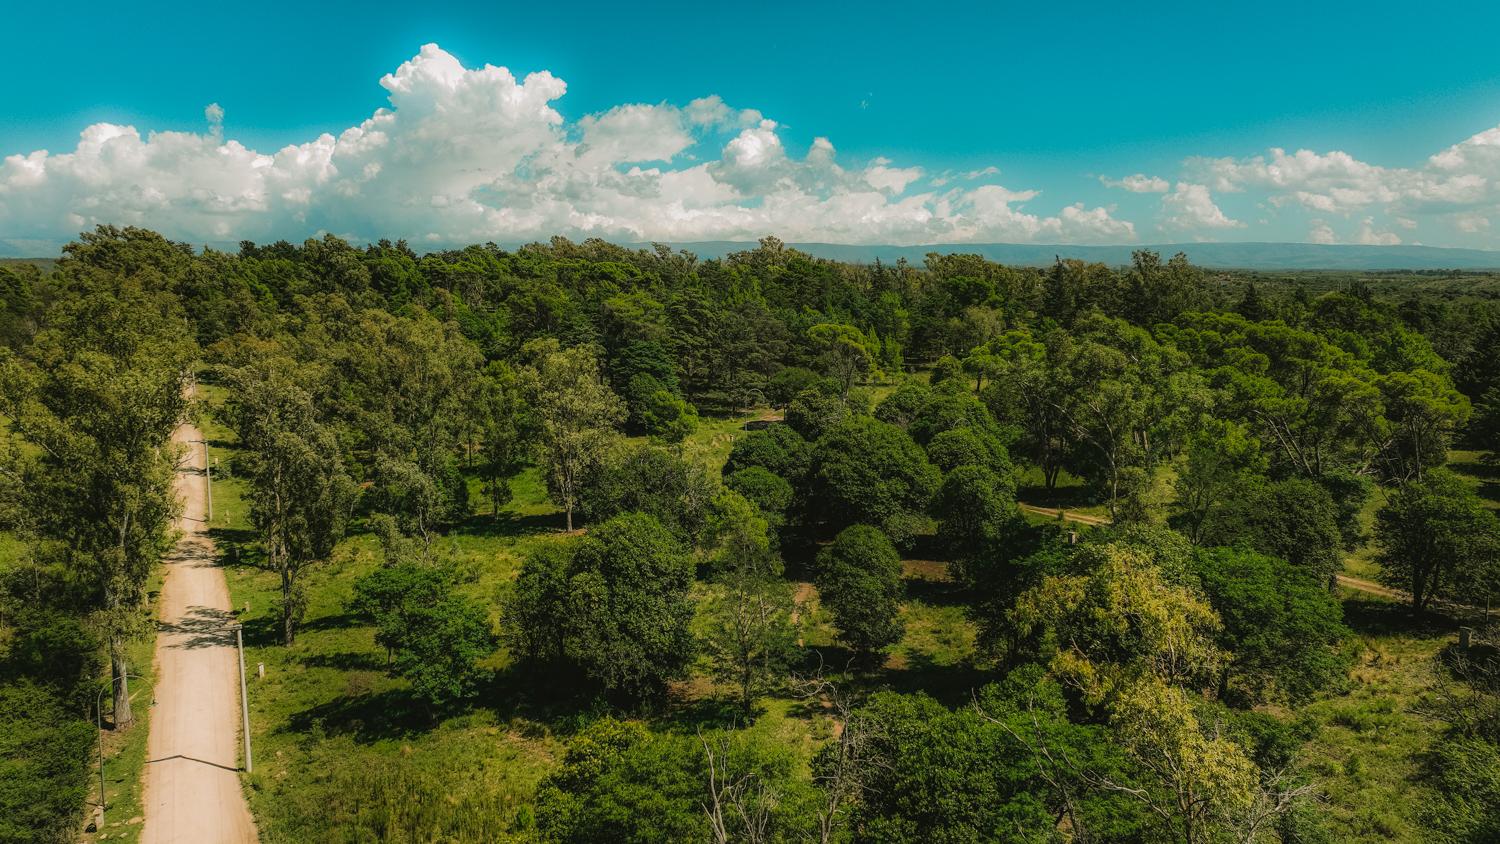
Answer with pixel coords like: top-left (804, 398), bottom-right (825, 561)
top-left (6, 240), bottom-right (1500, 272)
top-left (653, 241), bottom-right (1500, 271)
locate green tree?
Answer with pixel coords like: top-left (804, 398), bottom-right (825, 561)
top-left (0, 275), bottom-right (194, 726)
top-left (580, 444), bottom-right (717, 543)
top-left (349, 559), bottom-right (451, 666)
top-left (925, 426), bottom-right (1013, 478)
top-left (766, 366), bottom-right (832, 408)
top-left (701, 492), bottom-right (797, 718)
top-left (507, 513), bottom-right (696, 701)
top-left (389, 593), bottom-right (494, 711)
top-left (1375, 469), bottom-right (1500, 609)
top-left (1203, 477), bottom-right (1344, 588)
top-left (223, 360), bottom-right (357, 644)
top-left (1172, 419), bottom-right (1266, 545)
top-left (815, 525), bottom-right (905, 664)
top-left (536, 718), bottom-right (807, 844)
top-left (724, 424), bottom-right (812, 487)
top-left (476, 360), bottom-right (530, 519)
top-left (522, 339), bottom-right (626, 531)
top-left (808, 416), bottom-right (940, 531)
top-left (931, 464), bottom-right (1018, 574)
top-left (723, 467), bottom-right (795, 533)
top-left (0, 680), bottom-right (95, 844)
top-left (1191, 547), bottom-right (1351, 704)
top-left (808, 322), bottom-right (878, 397)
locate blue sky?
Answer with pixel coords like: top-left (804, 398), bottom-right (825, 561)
top-left (4, 0), bottom-right (1500, 252)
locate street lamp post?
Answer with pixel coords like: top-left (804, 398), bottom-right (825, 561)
top-left (232, 623), bottom-right (252, 773)
top-left (202, 439), bottom-right (212, 524)
top-left (95, 674), bottom-right (150, 829)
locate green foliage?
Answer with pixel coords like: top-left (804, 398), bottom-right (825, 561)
top-left (537, 718), bottom-right (808, 843)
top-left (1375, 468), bottom-right (1500, 608)
top-left (724, 466), bottom-right (795, 530)
top-left (522, 339), bottom-right (627, 531)
top-left (767, 366), bottom-right (835, 408)
top-left (925, 425), bottom-right (1014, 478)
top-left (808, 322), bottom-right (879, 396)
top-left (1191, 547), bottom-right (1352, 704)
top-left (224, 359), bottom-right (358, 643)
top-left (1010, 540), bottom-right (1226, 703)
top-left (630, 374), bottom-right (699, 443)
top-left (349, 560), bottom-right (451, 661)
top-left (0, 265), bottom-right (194, 726)
top-left (723, 424), bottom-right (811, 486)
top-left (784, 389), bottom-right (850, 442)
top-left (391, 593), bottom-right (495, 711)
top-left (507, 513), bottom-right (696, 701)
top-left (815, 525), bottom-right (905, 661)
top-left (931, 464), bottom-right (1019, 570)
top-left (1203, 476), bottom-right (1345, 586)
top-left (851, 690), bottom-right (1055, 842)
top-left (10, 226), bottom-right (1495, 842)
top-left (0, 680), bottom-right (94, 844)
top-left (808, 416), bottom-right (940, 531)
top-left (350, 561), bottom-right (492, 709)
top-left (580, 444), bottom-right (717, 542)
top-left (1422, 734), bottom-right (1500, 844)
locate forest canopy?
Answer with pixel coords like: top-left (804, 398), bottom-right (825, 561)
top-left (1, 226), bottom-right (1499, 843)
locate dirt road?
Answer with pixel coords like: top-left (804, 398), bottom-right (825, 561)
top-left (139, 420), bottom-right (257, 844)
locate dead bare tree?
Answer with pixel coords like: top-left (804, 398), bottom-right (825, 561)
top-left (700, 727), bottom-right (780, 844)
top-left (789, 665), bottom-right (883, 844)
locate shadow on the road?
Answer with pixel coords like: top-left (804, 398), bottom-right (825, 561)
top-left (159, 605), bottom-right (237, 650)
top-left (146, 753), bottom-right (243, 773)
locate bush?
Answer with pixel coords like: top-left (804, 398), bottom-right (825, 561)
top-left (724, 466), bottom-right (795, 530)
top-left (766, 367), bottom-right (835, 408)
top-left (785, 390), bottom-right (850, 442)
top-left (925, 426), bottom-right (1014, 480)
top-left (723, 424), bottom-right (811, 487)
top-left (0, 680), bottom-right (94, 844)
top-left (506, 513), bottom-right (696, 701)
top-left (815, 525), bottom-right (905, 661)
top-left (808, 416), bottom-right (940, 531)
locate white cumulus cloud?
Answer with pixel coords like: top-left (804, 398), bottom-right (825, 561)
top-left (0, 44), bottom-right (1135, 249)
top-left (1162, 182), bottom-right (1242, 232)
top-left (1101, 173), bottom-right (1170, 193)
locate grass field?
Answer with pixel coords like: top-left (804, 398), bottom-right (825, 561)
top-left (1297, 590), bottom-right (1454, 842)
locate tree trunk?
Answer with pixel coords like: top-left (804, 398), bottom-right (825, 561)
top-left (281, 568), bottom-right (296, 646)
top-left (111, 640), bottom-right (133, 728)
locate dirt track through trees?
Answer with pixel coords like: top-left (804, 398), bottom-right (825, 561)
top-left (139, 419), bottom-right (257, 844)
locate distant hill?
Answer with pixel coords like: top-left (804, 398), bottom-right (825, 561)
top-left (654, 241), bottom-right (1500, 271)
top-left (0, 257), bottom-right (55, 274)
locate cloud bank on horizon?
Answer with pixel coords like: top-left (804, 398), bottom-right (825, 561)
top-left (2, 44), bottom-right (1499, 253)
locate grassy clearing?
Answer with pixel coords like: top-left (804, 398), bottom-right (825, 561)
top-left (1296, 591), bottom-right (1454, 843)
top-left (1342, 484), bottom-right (1389, 582)
top-left (1449, 449), bottom-right (1499, 510)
